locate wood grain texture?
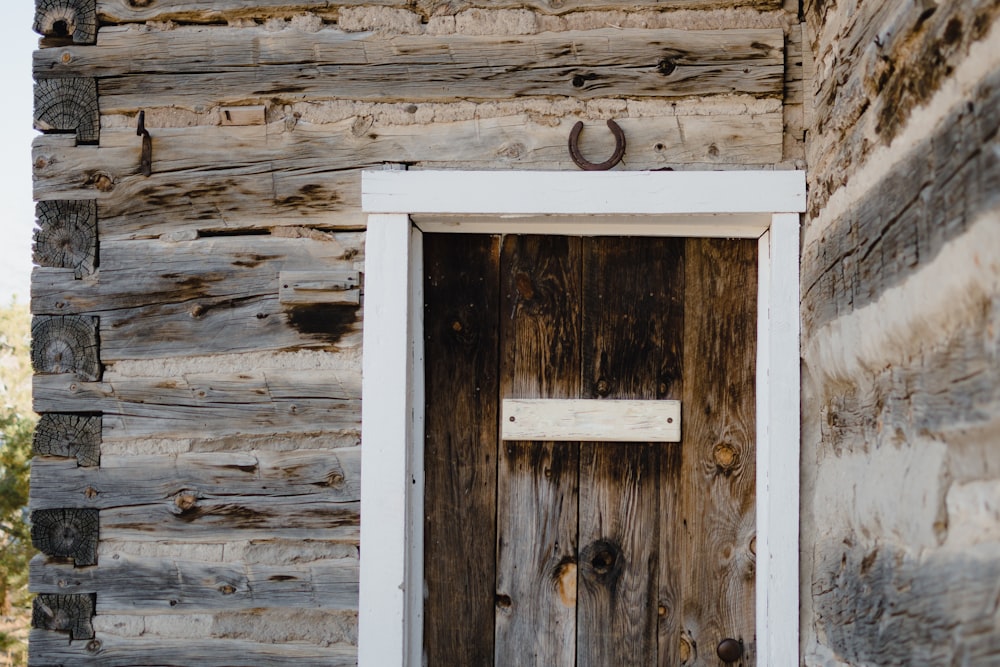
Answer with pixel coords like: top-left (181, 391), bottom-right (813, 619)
top-left (802, 67), bottom-right (1000, 338)
top-left (30, 448), bottom-right (360, 511)
top-left (33, 199), bottom-right (97, 277)
top-left (31, 235), bottom-right (365, 360)
top-left (31, 315), bottom-right (101, 380)
top-left (422, 234), bottom-right (500, 665)
top-left (30, 508), bottom-right (99, 566)
top-left (32, 413), bottom-right (102, 466)
top-left (495, 235), bottom-right (582, 667)
top-left (33, 77), bottom-right (99, 143)
top-left (31, 114), bottom-right (783, 233)
top-left (813, 541), bottom-right (1000, 665)
top-left (680, 238), bottom-right (757, 666)
top-left (34, 0), bottom-right (97, 43)
top-left (36, 27), bottom-right (783, 108)
top-left (32, 593), bottom-right (95, 639)
top-left (577, 237), bottom-right (684, 666)
top-left (91, 0), bottom-right (782, 22)
top-left (101, 496), bottom-right (359, 543)
top-left (31, 554), bottom-right (358, 612)
top-left (33, 371), bottom-right (361, 441)
top-left (805, 0), bottom-right (1000, 214)
top-left (29, 630), bottom-right (358, 667)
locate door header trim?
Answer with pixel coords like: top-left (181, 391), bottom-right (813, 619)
top-left (359, 170), bottom-right (803, 667)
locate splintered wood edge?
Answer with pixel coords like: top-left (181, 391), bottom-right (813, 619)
top-left (501, 399), bottom-right (681, 442)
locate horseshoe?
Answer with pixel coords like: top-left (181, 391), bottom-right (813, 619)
top-left (568, 119), bottom-right (627, 171)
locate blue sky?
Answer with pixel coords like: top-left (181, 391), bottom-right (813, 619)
top-left (1, 3), bottom-right (41, 305)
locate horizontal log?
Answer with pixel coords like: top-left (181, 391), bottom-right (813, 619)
top-left (33, 113), bottom-right (784, 236)
top-left (96, 0), bottom-right (781, 23)
top-left (31, 235), bottom-right (364, 314)
top-left (33, 77), bottom-right (99, 143)
top-left (101, 496), bottom-right (359, 543)
top-left (29, 630), bottom-right (357, 666)
top-left (30, 448), bottom-right (361, 510)
top-left (32, 234), bottom-right (367, 357)
top-left (31, 314), bottom-right (101, 380)
top-left (802, 68), bottom-right (1000, 337)
top-left (31, 553), bottom-right (358, 611)
top-left (33, 199), bottom-right (97, 277)
top-left (807, 0), bottom-right (1000, 214)
top-left (33, 371), bottom-right (362, 440)
top-left (813, 541), bottom-right (1000, 665)
top-left (35, 27), bottom-right (783, 109)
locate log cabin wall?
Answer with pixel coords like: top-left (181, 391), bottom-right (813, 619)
top-left (800, 0), bottom-right (1000, 664)
top-left (28, 0), bottom-right (803, 664)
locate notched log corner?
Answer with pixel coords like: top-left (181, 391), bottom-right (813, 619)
top-left (31, 315), bottom-right (101, 380)
top-left (33, 413), bottom-right (101, 466)
top-left (34, 200), bottom-right (98, 278)
top-left (30, 508), bottom-right (99, 566)
top-left (32, 593), bottom-right (96, 640)
top-left (34, 77), bottom-right (99, 144)
top-left (33, 0), bottom-right (97, 44)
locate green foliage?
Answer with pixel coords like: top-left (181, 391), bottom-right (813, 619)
top-left (0, 302), bottom-right (35, 665)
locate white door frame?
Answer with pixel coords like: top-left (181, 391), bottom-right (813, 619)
top-left (359, 170), bottom-right (805, 667)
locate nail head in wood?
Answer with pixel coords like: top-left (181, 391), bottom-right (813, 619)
top-left (30, 508), bottom-right (99, 566)
top-left (33, 0), bottom-right (96, 44)
top-left (32, 593), bottom-right (96, 639)
top-left (33, 413), bottom-right (101, 466)
top-left (33, 200), bottom-right (97, 278)
top-left (31, 315), bottom-right (101, 381)
top-left (34, 77), bottom-right (99, 144)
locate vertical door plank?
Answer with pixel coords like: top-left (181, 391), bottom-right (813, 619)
top-left (423, 234), bottom-right (501, 665)
top-left (578, 238), bottom-right (685, 666)
top-left (495, 236), bottom-right (582, 667)
top-left (680, 238), bottom-right (757, 666)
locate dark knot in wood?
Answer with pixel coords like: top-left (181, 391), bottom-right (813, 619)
top-left (568, 120), bottom-right (626, 171)
top-left (30, 508), bottom-right (99, 565)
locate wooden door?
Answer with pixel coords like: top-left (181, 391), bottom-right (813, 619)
top-left (423, 235), bottom-right (757, 666)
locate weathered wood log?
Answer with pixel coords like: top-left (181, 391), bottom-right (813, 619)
top-left (33, 77), bottom-right (99, 143)
top-left (30, 508), bottom-right (99, 566)
top-left (801, 68), bottom-right (1000, 338)
top-left (33, 199), bottom-right (97, 277)
top-left (101, 496), bottom-right (359, 543)
top-left (30, 448), bottom-right (361, 510)
top-left (806, 0), bottom-right (1000, 214)
top-left (34, 0), bottom-right (97, 44)
top-left (95, 0), bottom-right (780, 24)
top-left (29, 630), bottom-right (358, 667)
top-left (31, 235), bottom-right (364, 315)
top-left (36, 27), bottom-right (784, 108)
top-left (31, 553), bottom-right (358, 611)
top-left (32, 113), bottom-right (783, 237)
top-left (33, 371), bottom-right (361, 441)
top-left (32, 413), bottom-right (102, 466)
top-left (30, 315), bottom-right (101, 380)
top-left (813, 541), bottom-right (1000, 665)
top-left (31, 593), bottom-right (95, 639)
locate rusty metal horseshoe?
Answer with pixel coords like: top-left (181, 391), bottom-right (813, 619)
top-left (568, 119), bottom-right (626, 171)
